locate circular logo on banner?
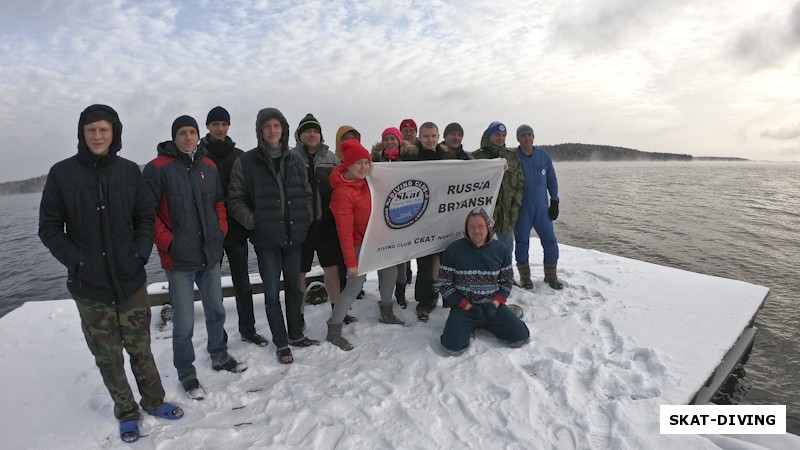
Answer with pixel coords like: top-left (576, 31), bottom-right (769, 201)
top-left (384, 180), bottom-right (430, 229)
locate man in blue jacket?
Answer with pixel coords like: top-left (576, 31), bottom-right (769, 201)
top-left (39, 104), bottom-right (183, 443)
top-left (143, 115), bottom-right (247, 401)
top-left (513, 125), bottom-right (563, 290)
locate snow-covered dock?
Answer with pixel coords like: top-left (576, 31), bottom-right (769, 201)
top-left (1, 244), bottom-right (792, 449)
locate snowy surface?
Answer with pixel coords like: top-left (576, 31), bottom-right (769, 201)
top-left (1, 244), bottom-right (794, 449)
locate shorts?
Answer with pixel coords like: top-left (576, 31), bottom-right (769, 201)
top-left (301, 221), bottom-right (344, 272)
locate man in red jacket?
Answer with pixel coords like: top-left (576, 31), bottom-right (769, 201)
top-left (143, 115), bottom-right (246, 401)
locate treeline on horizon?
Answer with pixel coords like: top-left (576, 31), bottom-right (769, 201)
top-left (0, 144), bottom-right (746, 196)
top-left (541, 143), bottom-right (693, 162)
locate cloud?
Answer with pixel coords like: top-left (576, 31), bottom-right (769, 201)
top-left (727, 1), bottom-right (800, 69)
top-left (1, 0), bottom-right (799, 182)
top-left (547, 0), bottom-right (689, 54)
top-left (760, 123), bottom-right (800, 140)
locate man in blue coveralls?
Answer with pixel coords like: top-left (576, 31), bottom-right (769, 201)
top-left (513, 125), bottom-right (563, 290)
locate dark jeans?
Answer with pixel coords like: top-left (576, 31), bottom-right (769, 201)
top-left (167, 264), bottom-right (229, 382)
top-left (224, 238), bottom-right (255, 335)
top-left (440, 303), bottom-right (530, 354)
top-left (255, 244), bottom-right (304, 348)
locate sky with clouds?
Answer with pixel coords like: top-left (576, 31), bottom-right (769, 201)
top-left (1, 0), bottom-right (799, 182)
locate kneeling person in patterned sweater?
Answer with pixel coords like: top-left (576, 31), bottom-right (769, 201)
top-left (437, 208), bottom-right (530, 355)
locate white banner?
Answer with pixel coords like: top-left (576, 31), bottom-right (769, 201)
top-left (358, 159), bottom-right (505, 274)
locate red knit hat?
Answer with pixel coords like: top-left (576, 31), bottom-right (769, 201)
top-left (399, 119), bottom-right (417, 131)
top-left (341, 139), bottom-right (371, 169)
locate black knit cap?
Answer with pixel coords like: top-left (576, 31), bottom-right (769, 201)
top-left (297, 113), bottom-right (321, 135)
top-left (172, 115), bottom-right (199, 140)
top-left (443, 122), bottom-right (464, 137)
top-left (206, 106), bottom-right (230, 125)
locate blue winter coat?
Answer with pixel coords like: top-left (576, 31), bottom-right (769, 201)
top-left (515, 146), bottom-right (559, 213)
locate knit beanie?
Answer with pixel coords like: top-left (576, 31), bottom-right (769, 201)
top-left (484, 121), bottom-right (506, 138)
top-left (443, 122), bottom-right (464, 137)
top-left (341, 139), bottom-right (371, 169)
top-left (399, 119), bottom-right (417, 131)
top-left (516, 124), bottom-right (534, 137)
top-left (297, 113), bottom-right (322, 135)
top-left (382, 127), bottom-right (403, 145)
top-left (206, 106), bottom-right (230, 125)
top-left (172, 115), bottom-right (200, 140)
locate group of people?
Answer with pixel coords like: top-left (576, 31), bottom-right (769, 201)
top-left (38, 104), bottom-right (562, 443)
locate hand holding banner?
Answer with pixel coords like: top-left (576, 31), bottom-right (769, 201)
top-left (358, 159), bottom-right (505, 274)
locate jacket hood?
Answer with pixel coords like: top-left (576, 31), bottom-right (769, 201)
top-left (77, 104), bottom-right (122, 156)
top-left (335, 125), bottom-right (361, 159)
top-left (255, 108), bottom-right (290, 153)
top-left (465, 207), bottom-right (494, 245)
top-left (479, 133), bottom-right (507, 156)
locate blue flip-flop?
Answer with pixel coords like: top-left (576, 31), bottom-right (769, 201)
top-left (148, 402), bottom-right (184, 420)
top-left (119, 419), bottom-right (140, 443)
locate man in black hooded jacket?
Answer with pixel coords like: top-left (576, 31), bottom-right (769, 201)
top-left (228, 107), bottom-right (315, 364)
top-left (39, 104), bottom-right (182, 443)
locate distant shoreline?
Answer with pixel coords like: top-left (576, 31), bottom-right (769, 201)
top-left (0, 144), bottom-right (753, 196)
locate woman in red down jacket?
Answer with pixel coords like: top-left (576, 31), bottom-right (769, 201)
top-left (325, 139), bottom-right (405, 351)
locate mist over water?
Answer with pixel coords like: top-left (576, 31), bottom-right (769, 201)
top-left (1, 161), bottom-right (797, 433)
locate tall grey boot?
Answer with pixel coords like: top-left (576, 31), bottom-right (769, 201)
top-left (379, 303), bottom-right (405, 325)
top-left (331, 302), bottom-right (358, 324)
top-left (517, 263), bottom-right (533, 289)
top-left (326, 322), bottom-right (353, 351)
top-left (544, 263), bottom-right (564, 290)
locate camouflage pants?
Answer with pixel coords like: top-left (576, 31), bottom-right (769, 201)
top-left (74, 286), bottom-right (165, 421)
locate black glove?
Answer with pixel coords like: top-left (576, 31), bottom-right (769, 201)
top-left (548, 200), bottom-right (559, 221)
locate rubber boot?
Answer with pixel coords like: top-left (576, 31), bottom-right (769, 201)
top-left (326, 322), bottom-right (353, 351)
top-left (517, 263), bottom-right (534, 289)
top-left (379, 303), bottom-right (405, 325)
top-left (395, 283), bottom-right (407, 309)
top-left (544, 263), bottom-right (564, 290)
